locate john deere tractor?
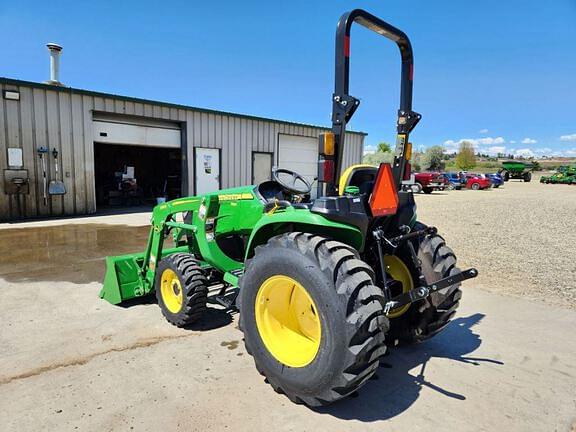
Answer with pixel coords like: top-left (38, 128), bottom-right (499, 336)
top-left (101, 9), bottom-right (477, 406)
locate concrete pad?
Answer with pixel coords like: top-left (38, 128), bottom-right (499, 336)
top-left (1, 284), bottom-right (575, 432)
top-left (1, 208), bottom-right (575, 431)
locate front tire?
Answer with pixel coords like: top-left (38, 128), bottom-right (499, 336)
top-left (471, 182), bottom-right (480, 190)
top-left (523, 172), bottom-right (532, 182)
top-left (239, 233), bottom-right (389, 406)
top-left (155, 253), bottom-right (208, 327)
top-left (387, 224), bottom-right (462, 345)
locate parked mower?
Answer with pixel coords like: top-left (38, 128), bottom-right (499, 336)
top-left (499, 160), bottom-right (534, 182)
top-left (100, 9), bottom-right (477, 407)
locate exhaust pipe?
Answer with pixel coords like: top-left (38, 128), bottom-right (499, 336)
top-left (45, 43), bottom-right (63, 86)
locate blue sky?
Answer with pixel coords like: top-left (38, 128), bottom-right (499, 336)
top-left (2, 0), bottom-right (576, 157)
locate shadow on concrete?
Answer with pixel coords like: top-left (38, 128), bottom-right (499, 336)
top-left (186, 307), bottom-right (235, 331)
top-left (316, 313), bottom-right (502, 422)
top-left (118, 291), bottom-right (236, 332)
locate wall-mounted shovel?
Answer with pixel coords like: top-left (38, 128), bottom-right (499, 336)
top-left (48, 148), bottom-right (66, 195)
top-left (37, 147), bottom-right (49, 205)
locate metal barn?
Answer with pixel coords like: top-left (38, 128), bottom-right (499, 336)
top-left (0, 78), bottom-right (365, 221)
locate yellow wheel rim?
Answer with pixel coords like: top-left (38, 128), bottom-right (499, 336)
top-left (160, 268), bottom-right (183, 314)
top-left (384, 256), bottom-right (414, 319)
top-left (255, 275), bottom-right (321, 368)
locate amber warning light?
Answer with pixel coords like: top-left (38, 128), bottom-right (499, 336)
top-left (369, 163), bottom-right (398, 216)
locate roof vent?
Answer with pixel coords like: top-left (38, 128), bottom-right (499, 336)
top-left (45, 43), bottom-right (64, 86)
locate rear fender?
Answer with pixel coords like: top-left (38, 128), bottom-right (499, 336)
top-left (245, 208), bottom-right (363, 259)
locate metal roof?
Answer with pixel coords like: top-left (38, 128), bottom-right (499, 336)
top-left (0, 77), bottom-right (367, 136)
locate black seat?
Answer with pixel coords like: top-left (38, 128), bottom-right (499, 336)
top-left (358, 180), bottom-right (374, 195)
top-left (341, 166), bottom-right (378, 195)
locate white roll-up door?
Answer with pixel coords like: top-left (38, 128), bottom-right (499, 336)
top-left (93, 120), bottom-right (181, 148)
top-left (278, 134), bottom-right (318, 195)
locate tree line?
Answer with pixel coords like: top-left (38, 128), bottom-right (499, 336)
top-left (363, 141), bottom-right (478, 171)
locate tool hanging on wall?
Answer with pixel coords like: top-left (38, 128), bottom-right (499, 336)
top-left (37, 147), bottom-right (49, 205)
top-left (48, 148), bottom-right (66, 195)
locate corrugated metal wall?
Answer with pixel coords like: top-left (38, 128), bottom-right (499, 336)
top-left (0, 80), bottom-right (364, 221)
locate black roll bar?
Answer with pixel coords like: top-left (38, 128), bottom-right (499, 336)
top-left (328, 9), bottom-right (421, 194)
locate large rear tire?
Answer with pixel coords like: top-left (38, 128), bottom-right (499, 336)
top-left (387, 224), bottom-right (462, 345)
top-left (156, 253), bottom-right (208, 327)
top-left (239, 232), bottom-right (389, 406)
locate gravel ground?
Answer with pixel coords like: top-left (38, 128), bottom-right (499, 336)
top-left (415, 175), bottom-right (576, 310)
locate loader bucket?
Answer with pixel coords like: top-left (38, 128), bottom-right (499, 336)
top-left (100, 254), bottom-right (146, 305)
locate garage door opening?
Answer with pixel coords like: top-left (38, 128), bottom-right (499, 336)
top-left (94, 143), bottom-right (182, 211)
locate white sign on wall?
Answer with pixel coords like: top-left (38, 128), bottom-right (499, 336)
top-left (8, 148), bottom-right (23, 167)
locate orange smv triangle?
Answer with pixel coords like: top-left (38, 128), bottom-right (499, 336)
top-left (369, 163), bottom-right (398, 216)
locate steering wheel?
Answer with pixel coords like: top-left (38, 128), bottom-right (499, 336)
top-left (272, 168), bottom-right (312, 195)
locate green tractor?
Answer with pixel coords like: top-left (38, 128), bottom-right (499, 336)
top-left (499, 160), bottom-right (534, 182)
top-left (540, 166), bottom-right (576, 184)
top-left (100, 9), bottom-right (477, 406)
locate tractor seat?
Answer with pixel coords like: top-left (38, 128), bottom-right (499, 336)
top-left (358, 181), bottom-right (374, 195)
top-left (339, 165), bottom-right (378, 196)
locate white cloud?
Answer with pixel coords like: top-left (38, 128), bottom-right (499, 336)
top-left (440, 136), bottom-right (576, 158)
top-left (479, 128), bottom-right (489, 134)
top-left (363, 144), bottom-right (377, 155)
top-left (480, 137), bottom-right (505, 145)
top-left (514, 148), bottom-right (535, 158)
top-left (487, 146), bottom-right (506, 154)
top-left (443, 136), bottom-right (505, 147)
top-left (560, 133), bottom-right (576, 141)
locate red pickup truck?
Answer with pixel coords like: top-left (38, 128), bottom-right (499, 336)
top-left (405, 172), bottom-right (449, 194)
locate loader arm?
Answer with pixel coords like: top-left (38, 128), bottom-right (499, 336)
top-left (100, 193), bottom-right (252, 304)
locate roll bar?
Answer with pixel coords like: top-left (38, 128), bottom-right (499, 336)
top-left (328, 9), bottom-right (421, 194)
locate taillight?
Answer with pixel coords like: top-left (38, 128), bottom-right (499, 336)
top-left (317, 159), bottom-right (334, 183)
top-left (369, 163), bottom-right (398, 217)
top-left (403, 161), bottom-right (411, 180)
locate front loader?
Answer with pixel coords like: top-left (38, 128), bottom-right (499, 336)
top-left (100, 9), bottom-right (477, 406)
